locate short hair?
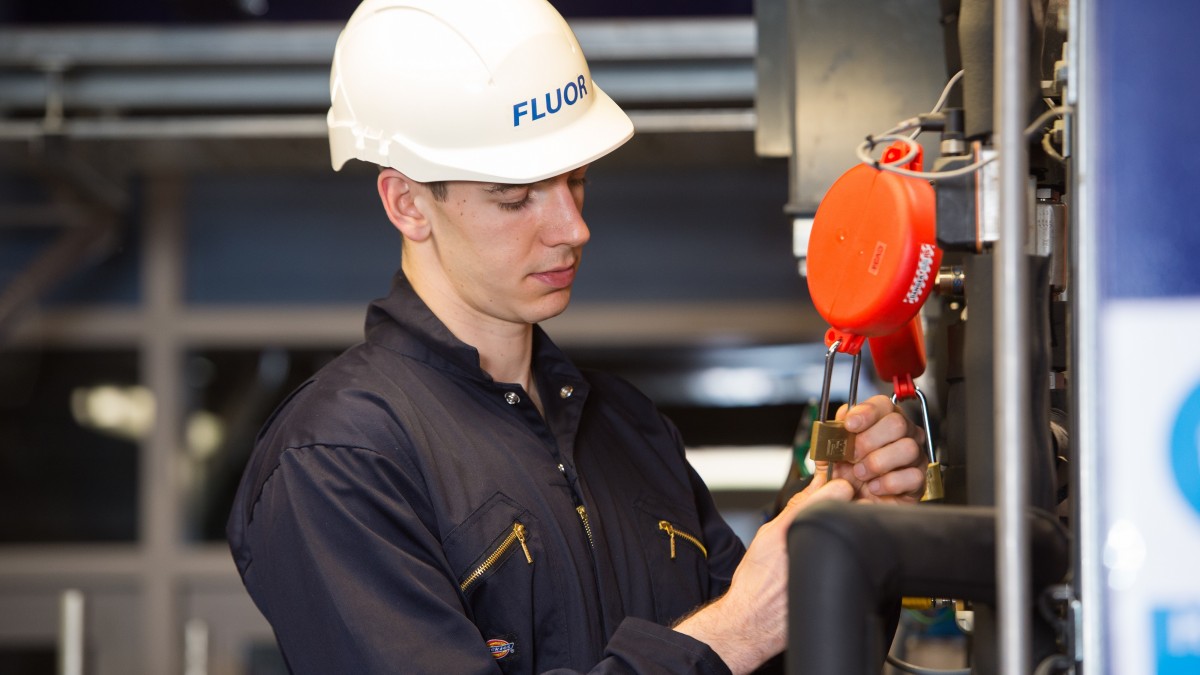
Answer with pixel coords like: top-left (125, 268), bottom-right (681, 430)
top-left (379, 164), bottom-right (448, 202)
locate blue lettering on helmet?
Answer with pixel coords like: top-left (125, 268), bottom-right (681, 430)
top-left (512, 74), bottom-right (590, 127)
top-left (545, 88), bottom-right (563, 115)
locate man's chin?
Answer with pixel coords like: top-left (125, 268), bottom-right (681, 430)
top-left (524, 290), bottom-right (573, 325)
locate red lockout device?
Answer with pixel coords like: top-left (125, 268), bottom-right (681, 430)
top-left (868, 315), bottom-right (926, 400)
top-left (806, 142), bottom-right (942, 358)
top-left (806, 142), bottom-right (942, 398)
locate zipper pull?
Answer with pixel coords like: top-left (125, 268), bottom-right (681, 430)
top-left (575, 505), bottom-right (596, 550)
top-left (514, 523), bottom-right (533, 564)
top-left (658, 520), bottom-right (676, 559)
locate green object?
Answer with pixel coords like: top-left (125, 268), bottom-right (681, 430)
top-left (791, 400), bottom-right (821, 477)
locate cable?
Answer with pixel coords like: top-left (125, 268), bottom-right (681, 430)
top-left (1025, 106), bottom-right (1069, 138)
top-left (1041, 132), bottom-right (1066, 163)
top-left (885, 654), bottom-right (971, 675)
top-left (931, 70), bottom-right (965, 114)
top-left (1032, 654), bottom-right (1074, 675)
top-left (855, 135), bottom-right (993, 180)
top-left (858, 105), bottom-right (1072, 180)
top-left (1032, 104), bottom-right (1068, 162)
top-left (909, 70), bottom-right (965, 139)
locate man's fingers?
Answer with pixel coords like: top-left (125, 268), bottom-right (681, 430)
top-left (862, 466), bottom-right (926, 497)
top-left (777, 478), bottom-right (855, 525)
top-left (852, 436), bottom-right (923, 481)
top-left (852, 412), bottom-right (914, 460)
top-left (838, 395), bottom-right (897, 433)
top-left (805, 477), bottom-right (855, 504)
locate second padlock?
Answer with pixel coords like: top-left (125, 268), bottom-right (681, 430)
top-left (892, 386), bottom-right (945, 502)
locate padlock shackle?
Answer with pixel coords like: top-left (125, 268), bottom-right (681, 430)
top-left (848, 351), bottom-right (862, 409)
top-left (818, 339), bottom-right (841, 423)
top-left (892, 385), bottom-right (936, 464)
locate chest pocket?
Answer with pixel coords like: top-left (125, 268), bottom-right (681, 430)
top-left (634, 496), bottom-right (710, 625)
top-left (443, 492), bottom-right (541, 673)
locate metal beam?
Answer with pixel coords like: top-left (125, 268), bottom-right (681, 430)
top-left (0, 20), bottom-right (755, 118)
top-left (0, 19), bottom-right (753, 67)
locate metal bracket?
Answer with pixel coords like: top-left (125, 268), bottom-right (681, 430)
top-left (1040, 583), bottom-right (1083, 666)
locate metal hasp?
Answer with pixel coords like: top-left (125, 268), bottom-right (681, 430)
top-left (786, 502), bottom-right (1070, 675)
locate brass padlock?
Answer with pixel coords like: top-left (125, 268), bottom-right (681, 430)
top-left (809, 341), bottom-right (861, 476)
top-left (922, 461), bottom-right (945, 502)
top-left (811, 420), bottom-right (855, 463)
top-left (894, 387), bottom-right (944, 502)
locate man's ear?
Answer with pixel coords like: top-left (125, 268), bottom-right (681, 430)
top-left (377, 168), bottom-right (432, 242)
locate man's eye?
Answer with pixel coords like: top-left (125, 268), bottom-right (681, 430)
top-left (498, 196), bottom-right (531, 211)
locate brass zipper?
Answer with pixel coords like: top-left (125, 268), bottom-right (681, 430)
top-left (459, 522), bottom-right (532, 593)
top-left (658, 520), bottom-right (708, 560)
top-left (576, 505), bottom-right (595, 550)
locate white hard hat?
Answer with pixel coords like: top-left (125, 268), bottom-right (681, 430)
top-left (327, 0), bottom-right (634, 183)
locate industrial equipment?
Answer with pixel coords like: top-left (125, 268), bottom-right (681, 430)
top-left (765, 1), bottom-right (1080, 673)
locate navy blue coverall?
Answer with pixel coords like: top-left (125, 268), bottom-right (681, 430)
top-left (228, 273), bottom-right (748, 674)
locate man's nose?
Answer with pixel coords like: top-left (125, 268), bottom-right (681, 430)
top-left (544, 181), bottom-right (590, 247)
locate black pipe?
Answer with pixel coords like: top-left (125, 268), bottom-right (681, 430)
top-left (962, 254), bottom-right (1057, 512)
top-left (939, 0), bottom-right (964, 108)
top-left (786, 502), bottom-right (1069, 675)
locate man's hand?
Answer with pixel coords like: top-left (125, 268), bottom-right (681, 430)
top-left (674, 479), bottom-right (855, 675)
top-left (809, 394), bottom-right (926, 503)
top-left (672, 394), bottom-right (924, 674)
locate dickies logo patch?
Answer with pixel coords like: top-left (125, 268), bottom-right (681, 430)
top-left (487, 638), bottom-right (515, 659)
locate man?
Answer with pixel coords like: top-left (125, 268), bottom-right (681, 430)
top-left (227, 0), bottom-right (926, 673)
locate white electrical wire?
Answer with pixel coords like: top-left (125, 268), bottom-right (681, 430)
top-left (909, 70), bottom-right (965, 140)
top-left (931, 70), bottom-right (966, 115)
top-left (857, 105), bottom-right (1071, 181)
top-left (856, 137), bottom-right (994, 180)
top-left (1041, 132), bottom-right (1066, 163)
top-left (1025, 106), bottom-right (1069, 137)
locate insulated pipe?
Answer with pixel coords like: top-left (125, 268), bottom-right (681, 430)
top-left (958, 0), bottom-right (994, 140)
top-left (786, 502), bottom-right (1069, 675)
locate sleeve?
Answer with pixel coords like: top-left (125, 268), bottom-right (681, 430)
top-left (663, 414), bottom-right (747, 599)
top-left (239, 444), bottom-right (734, 675)
top-left (682, 455), bottom-right (787, 675)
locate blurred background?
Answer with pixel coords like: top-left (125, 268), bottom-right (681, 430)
top-left (0, 0), bottom-right (951, 672)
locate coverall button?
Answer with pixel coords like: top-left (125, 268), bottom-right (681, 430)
top-left (505, 392), bottom-right (520, 405)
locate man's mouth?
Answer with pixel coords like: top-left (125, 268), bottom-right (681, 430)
top-left (531, 263), bottom-right (577, 289)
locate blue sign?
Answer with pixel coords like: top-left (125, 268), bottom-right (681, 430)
top-left (1156, 607), bottom-right (1200, 674)
top-left (1170, 382), bottom-right (1200, 517)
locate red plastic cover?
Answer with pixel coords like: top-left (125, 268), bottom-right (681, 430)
top-left (807, 149), bottom-right (941, 342)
